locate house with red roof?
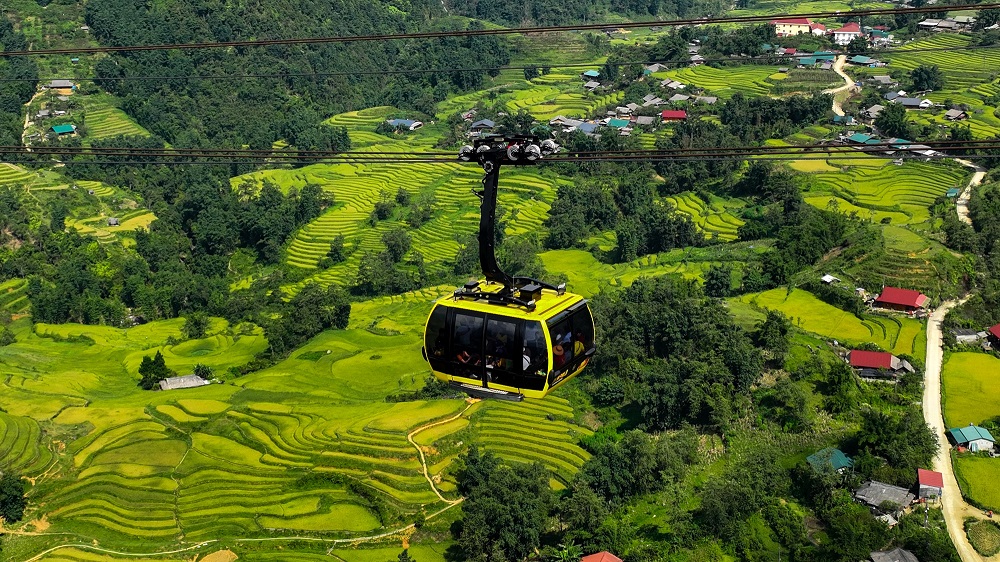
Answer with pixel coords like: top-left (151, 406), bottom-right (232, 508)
top-left (809, 22), bottom-right (827, 35)
top-left (988, 323), bottom-right (1000, 347)
top-left (849, 350), bottom-right (915, 379)
top-left (917, 468), bottom-right (943, 499)
top-left (874, 286), bottom-right (928, 312)
top-left (832, 22), bottom-right (863, 45)
top-left (582, 552), bottom-right (623, 562)
top-left (661, 109), bottom-right (687, 121)
top-left (771, 18), bottom-right (813, 36)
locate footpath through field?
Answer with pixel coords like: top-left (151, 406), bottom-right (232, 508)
top-left (924, 300), bottom-right (991, 562)
top-left (825, 55), bottom-right (856, 117)
top-left (953, 159), bottom-right (986, 226)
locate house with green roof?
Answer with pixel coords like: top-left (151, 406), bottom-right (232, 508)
top-left (947, 425), bottom-right (995, 452)
top-left (607, 118), bottom-right (630, 129)
top-left (807, 448), bottom-right (854, 473)
top-left (51, 124), bottom-right (76, 135)
top-left (582, 70), bottom-right (600, 79)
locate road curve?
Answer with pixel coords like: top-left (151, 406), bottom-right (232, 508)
top-left (924, 299), bottom-right (987, 562)
top-left (953, 159), bottom-right (986, 226)
top-left (824, 55), bottom-right (856, 117)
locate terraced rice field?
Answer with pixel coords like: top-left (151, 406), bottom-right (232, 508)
top-left (540, 248), bottom-right (716, 297)
top-left (67, 210), bottom-right (156, 243)
top-left (84, 100), bottom-right (150, 140)
top-left (657, 65), bottom-right (781, 98)
top-left (0, 277), bottom-right (31, 314)
top-left (665, 191), bottom-right (745, 242)
top-left (735, 288), bottom-right (923, 356)
top-left (806, 161), bottom-right (967, 224)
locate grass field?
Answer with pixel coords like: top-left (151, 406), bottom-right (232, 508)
top-left (942, 353), bottom-right (1000, 427)
top-left (735, 288), bottom-right (924, 356)
top-left (966, 519), bottom-right (1000, 556)
top-left (665, 191), bottom-right (745, 242)
top-left (82, 95), bottom-right (150, 141)
top-left (957, 456), bottom-right (1000, 513)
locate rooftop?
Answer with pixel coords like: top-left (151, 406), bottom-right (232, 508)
top-left (159, 375), bottom-right (211, 391)
top-left (849, 350), bottom-right (894, 370)
top-left (834, 22), bottom-right (862, 33)
top-left (771, 18), bottom-right (812, 25)
top-left (582, 553), bottom-right (623, 562)
top-left (875, 286), bottom-right (928, 308)
top-left (855, 480), bottom-right (915, 509)
top-left (917, 468), bottom-right (943, 489)
top-left (660, 110), bottom-right (687, 119)
top-left (948, 425), bottom-right (996, 444)
top-left (871, 548), bottom-right (919, 562)
top-left (990, 323), bottom-right (1000, 339)
top-left (807, 447), bottom-right (854, 472)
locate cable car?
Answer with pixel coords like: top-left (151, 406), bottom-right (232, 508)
top-left (421, 135), bottom-right (596, 400)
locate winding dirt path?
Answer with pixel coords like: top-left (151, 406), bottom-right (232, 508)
top-left (407, 400), bottom-right (476, 505)
top-left (953, 159), bottom-right (986, 226)
top-left (924, 299), bottom-right (988, 562)
top-left (824, 55), bottom-right (856, 117)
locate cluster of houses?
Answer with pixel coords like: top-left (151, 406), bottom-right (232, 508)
top-left (951, 322), bottom-right (1000, 349)
top-left (917, 16), bottom-right (977, 32)
top-left (841, 132), bottom-right (940, 160)
top-left (771, 18), bottom-right (895, 46)
top-left (806, 448), bottom-right (940, 561)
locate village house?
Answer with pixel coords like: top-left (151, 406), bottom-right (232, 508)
top-left (832, 22), bottom-right (863, 46)
top-left (634, 116), bottom-right (656, 128)
top-left (468, 119), bottom-right (495, 136)
top-left (694, 96), bottom-right (718, 105)
top-left (661, 80), bottom-right (685, 90)
top-left (988, 323), bottom-right (1000, 347)
top-left (870, 548), bottom-right (919, 562)
top-left (583, 80), bottom-right (600, 91)
top-left (45, 79), bottom-right (75, 90)
top-left (952, 327), bottom-right (986, 344)
top-left (581, 70), bottom-right (600, 80)
top-left (668, 93), bottom-right (690, 103)
top-left (873, 286), bottom-right (928, 312)
top-left (158, 375), bottom-right (211, 391)
top-left (947, 424), bottom-right (995, 452)
top-left (50, 124), bottom-right (76, 135)
top-left (854, 480), bottom-right (915, 512)
top-left (871, 75), bottom-right (897, 87)
top-left (944, 109), bottom-right (968, 121)
top-left (807, 447), bottom-right (853, 474)
top-left (660, 110), bottom-right (687, 121)
top-left (810, 22), bottom-right (827, 35)
top-left (771, 18), bottom-right (813, 36)
top-left (894, 97), bottom-right (933, 109)
top-left (916, 468), bottom-right (943, 500)
top-left (107, 217), bottom-right (120, 226)
top-left (386, 118), bottom-right (422, 131)
top-left (848, 350), bottom-right (915, 379)
top-left (864, 104), bottom-right (885, 119)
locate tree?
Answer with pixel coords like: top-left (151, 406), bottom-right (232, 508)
top-left (327, 234), bottom-right (347, 263)
top-left (193, 364), bottom-right (212, 379)
top-left (874, 102), bottom-right (911, 139)
top-left (50, 201), bottom-right (67, 231)
top-left (382, 228), bottom-right (412, 263)
top-left (395, 550), bottom-right (415, 562)
top-left (182, 312), bottom-right (210, 339)
top-left (457, 446), bottom-right (554, 562)
top-left (138, 350), bottom-right (173, 390)
top-left (846, 35), bottom-right (869, 55)
top-left (754, 310), bottom-right (791, 362)
top-left (523, 66), bottom-right (539, 80)
top-left (910, 64), bottom-right (944, 91)
top-left (0, 471), bottom-right (27, 523)
top-left (704, 264), bottom-right (733, 297)
top-left (0, 326), bottom-right (15, 346)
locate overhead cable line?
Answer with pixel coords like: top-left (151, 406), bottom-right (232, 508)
top-left (1, 3), bottom-right (995, 57)
top-left (13, 42), bottom-right (1000, 83)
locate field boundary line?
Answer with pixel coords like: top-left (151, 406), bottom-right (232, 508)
top-left (407, 400), bottom-right (476, 505)
top-left (21, 540), bottom-right (219, 562)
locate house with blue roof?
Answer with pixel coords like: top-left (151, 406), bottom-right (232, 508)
top-left (948, 425), bottom-right (995, 452)
top-left (582, 70), bottom-right (600, 79)
top-left (814, 51), bottom-right (836, 62)
top-left (847, 132), bottom-right (876, 144)
top-left (386, 118), bottom-right (423, 131)
top-left (807, 448), bottom-right (854, 473)
top-left (833, 115), bottom-right (856, 125)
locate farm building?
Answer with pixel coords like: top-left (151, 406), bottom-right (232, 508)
top-left (607, 118), bottom-right (630, 129)
top-left (36, 109), bottom-right (50, 119)
top-left (107, 217), bottom-right (119, 226)
top-left (661, 110), bottom-right (687, 121)
top-left (386, 119), bottom-right (422, 131)
top-left (661, 80), bottom-right (685, 90)
top-left (635, 116), bottom-right (655, 127)
top-left (669, 94), bottom-right (691, 102)
top-left (848, 350), bottom-right (914, 379)
top-left (874, 287), bottom-right (928, 312)
top-left (944, 109), bottom-right (968, 121)
top-left (833, 115), bottom-right (856, 125)
top-left (470, 119), bottom-right (495, 131)
top-left (158, 375), bottom-right (211, 391)
top-left (989, 323), bottom-right (1000, 346)
top-left (581, 70), bottom-right (600, 79)
top-left (821, 274), bottom-right (840, 284)
top-left (952, 328), bottom-right (986, 344)
top-left (583, 81), bottom-right (600, 91)
top-left (854, 480), bottom-right (915, 511)
top-left (916, 468), bottom-right (943, 500)
top-left (771, 18), bottom-right (813, 36)
top-left (864, 104), bottom-right (885, 119)
top-left (806, 447), bottom-right (853, 473)
top-left (870, 548), bottom-right (919, 562)
top-left (582, 553), bottom-right (623, 562)
top-left (947, 425), bottom-right (995, 452)
top-left (45, 79), bottom-right (75, 89)
top-left (871, 75), bottom-right (896, 86)
top-left (831, 22), bottom-right (863, 45)
top-left (848, 55), bottom-right (879, 66)
top-left (51, 124), bottom-right (76, 135)
top-left (894, 97), bottom-right (933, 109)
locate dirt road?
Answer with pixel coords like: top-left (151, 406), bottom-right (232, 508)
top-left (953, 159), bottom-right (986, 225)
top-left (924, 300), bottom-right (987, 562)
top-left (824, 55), bottom-right (856, 117)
